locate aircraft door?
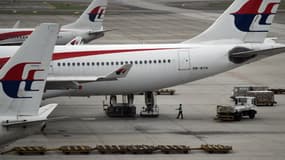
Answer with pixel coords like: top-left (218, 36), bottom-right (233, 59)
top-left (178, 49), bottom-right (191, 70)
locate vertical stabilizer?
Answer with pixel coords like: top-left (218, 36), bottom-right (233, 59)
top-left (0, 23), bottom-right (59, 116)
top-left (184, 0), bottom-right (281, 43)
top-left (62, 0), bottom-right (107, 31)
top-left (12, 20), bottom-right (20, 28)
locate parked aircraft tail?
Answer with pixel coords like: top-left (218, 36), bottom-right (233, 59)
top-left (0, 23), bottom-right (59, 116)
top-left (12, 20), bottom-right (20, 28)
top-left (184, 0), bottom-right (281, 43)
top-left (62, 0), bottom-right (107, 31)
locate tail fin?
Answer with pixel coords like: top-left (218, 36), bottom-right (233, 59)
top-left (62, 0), bottom-right (107, 31)
top-left (0, 23), bottom-right (59, 116)
top-left (184, 0), bottom-right (281, 43)
top-left (12, 20), bottom-right (20, 28)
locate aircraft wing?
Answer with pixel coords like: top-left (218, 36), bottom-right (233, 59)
top-left (2, 104), bottom-right (57, 127)
top-left (46, 64), bottom-right (132, 89)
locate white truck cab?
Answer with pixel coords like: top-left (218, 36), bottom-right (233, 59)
top-left (217, 96), bottom-right (257, 121)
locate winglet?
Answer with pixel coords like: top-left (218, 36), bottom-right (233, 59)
top-left (98, 64), bottom-right (133, 81)
top-left (66, 36), bottom-right (83, 45)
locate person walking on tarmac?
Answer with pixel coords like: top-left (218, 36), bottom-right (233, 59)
top-left (176, 104), bottom-right (183, 119)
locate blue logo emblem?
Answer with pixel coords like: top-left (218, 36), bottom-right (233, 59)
top-left (88, 6), bottom-right (105, 22)
top-left (231, 0), bottom-right (279, 32)
top-left (0, 62), bottom-right (44, 98)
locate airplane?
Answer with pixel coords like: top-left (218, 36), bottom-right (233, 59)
top-left (0, 23), bottom-right (59, 145)
top-left (0, 0), bottom-right (107, 45)
top-left (0, 0), bottom-right (284, 101)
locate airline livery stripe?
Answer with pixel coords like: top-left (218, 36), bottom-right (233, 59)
top-left (0, 57), bottom-right (9, 68)
top-left (0, 48), bottom-right (175, 68)
top-left (52, 48), bottom-right (174, 60)
top-left (0, 31), bottom-right (33, 41)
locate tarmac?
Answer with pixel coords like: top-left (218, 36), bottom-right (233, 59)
top-left (1, 0), bottom-right (285, 160)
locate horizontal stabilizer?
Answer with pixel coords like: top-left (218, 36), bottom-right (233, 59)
top-left (229, 46), bottom-right (285, 64)
top-left (88, 29), bottom-right (112, 35)
top-left (2, 104), bottom-right (57, 127)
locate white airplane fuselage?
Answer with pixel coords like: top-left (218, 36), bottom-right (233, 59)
top-left (0, 28), bottom-right (100, 45)
top-left (0, 42), bottom-right (280, 98)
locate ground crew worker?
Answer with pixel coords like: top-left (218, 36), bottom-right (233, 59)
top-left (176, 104), bottom-right (183, 119)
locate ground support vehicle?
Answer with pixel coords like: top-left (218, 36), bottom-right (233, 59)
top-left (216, 97), bottom-right (257, 121)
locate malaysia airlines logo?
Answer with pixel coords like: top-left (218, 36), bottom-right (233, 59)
top-left (231, 0), bottom-right (280, 32)
top-left (116, 68), bottom-right (127, 75)
top-left (88, 6), bottom-right (106, 22)
top-left (0, 62), bottom-right (44, 99)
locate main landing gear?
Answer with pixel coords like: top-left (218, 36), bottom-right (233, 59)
top-left (103, 92), bottom-right (160, 118)
top-left (104, 94), bottom-right (136, 117)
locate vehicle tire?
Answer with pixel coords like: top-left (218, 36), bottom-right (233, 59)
top-left (249, 112), bottom-right (255, 119)
top-left (234, 113), bottom-right (242, 121)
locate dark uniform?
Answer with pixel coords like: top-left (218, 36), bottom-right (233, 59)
top-left (176, 104), bottom-right (183, 119)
